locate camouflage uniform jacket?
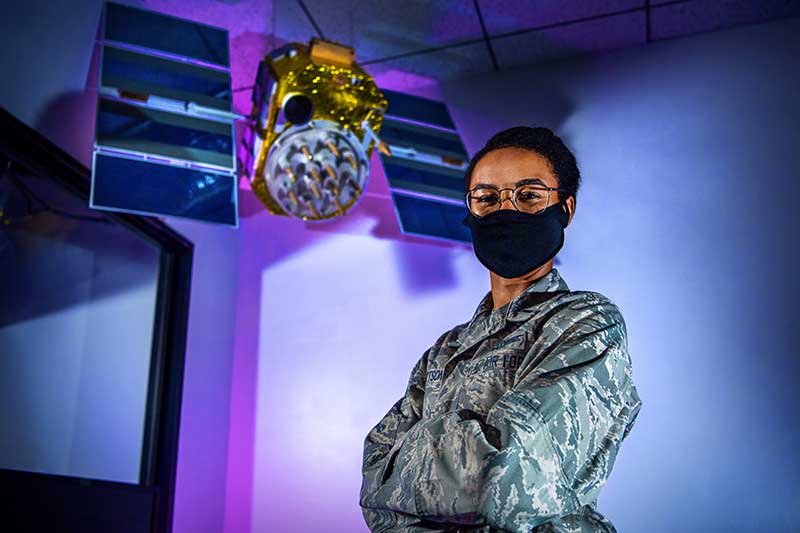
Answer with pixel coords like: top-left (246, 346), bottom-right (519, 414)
top-left (359, 268), bottom-right (642, 533)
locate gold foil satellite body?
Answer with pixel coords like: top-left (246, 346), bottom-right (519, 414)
top-left (243, 38), bottom-right (389, 221)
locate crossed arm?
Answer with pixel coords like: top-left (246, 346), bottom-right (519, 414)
top-left (359, 296), bottom-right (642, 533)
top-left (359, 332), bottom-right (460, 532)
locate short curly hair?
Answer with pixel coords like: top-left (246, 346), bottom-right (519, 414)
top-left (463, 126), bottom-right (581, 208)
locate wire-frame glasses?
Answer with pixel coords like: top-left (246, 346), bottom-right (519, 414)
top-left (465, 182), bottom-right (568, 218)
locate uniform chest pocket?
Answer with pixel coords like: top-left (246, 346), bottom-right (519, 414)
top-left (459, 350), bottom-right (524, 415)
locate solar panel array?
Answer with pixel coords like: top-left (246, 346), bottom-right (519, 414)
top-left (378, 89), bottom-right (472, 244)
top-left (91, 2), bottom-right (238, 226)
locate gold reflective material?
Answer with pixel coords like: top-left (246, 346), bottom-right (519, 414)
top-left (308, 37), bottom-right (354, 68)
top-left (246, 37), bottom-right (387, 221)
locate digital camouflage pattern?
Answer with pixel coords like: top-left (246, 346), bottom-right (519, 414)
top-left (359, 268), bottom-right (642, 533)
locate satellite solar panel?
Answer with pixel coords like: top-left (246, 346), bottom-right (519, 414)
top-left (380, 157), bottom-right (464, 199)
top-left (379, 119), bottom-right (467, 161)
top-left (377, 90), bottom-right (471, 243)
top-left (391, 193), bottom-right (471, 243)
top-left (101, 46), bottom-right (232, 112)
top-left (104, 2), bottom-right (230, 68)
top-left (91, 2), bottom-right (237, 226)
top-left (381, 89), bottom-right (456, 131)
top-left (91, 153), bottom-right (238, 226)
top-left (95, 98), bottom-right (234, 169)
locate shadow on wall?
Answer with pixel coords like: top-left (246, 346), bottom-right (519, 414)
top-left (33, 35), bottom-right (101, 169)
top-left (443, 70), bottom-right (577, 155)
top-left (239, 192), bottom-right (470, 297)
top-left (34, 89), bottom-right (97, 169)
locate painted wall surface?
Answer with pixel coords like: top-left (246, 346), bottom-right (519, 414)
top-left (442, 16), bottom-right (800, 533)
top-left (240, 200), bottom-right (487, 533)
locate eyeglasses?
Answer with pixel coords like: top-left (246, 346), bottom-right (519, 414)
top-left (465, 183), bottom-right (568, 218)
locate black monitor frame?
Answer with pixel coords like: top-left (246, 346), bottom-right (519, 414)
top-left (0, 105), bottom-right (193, 533)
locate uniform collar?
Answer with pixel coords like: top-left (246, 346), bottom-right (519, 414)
top-left (469, 267), bottom-right (570, 324)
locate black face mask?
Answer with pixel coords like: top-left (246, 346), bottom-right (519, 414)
top-left (461, 202), bottom-right (569, 279)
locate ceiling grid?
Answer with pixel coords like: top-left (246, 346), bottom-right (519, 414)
top-left (274, 0), bottom-right (800, 79)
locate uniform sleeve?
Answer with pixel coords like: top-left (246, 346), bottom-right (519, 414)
top-left (363, 295), bottom-right (642, 533)
top-left (360, 331), bottom-right (469, 532)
